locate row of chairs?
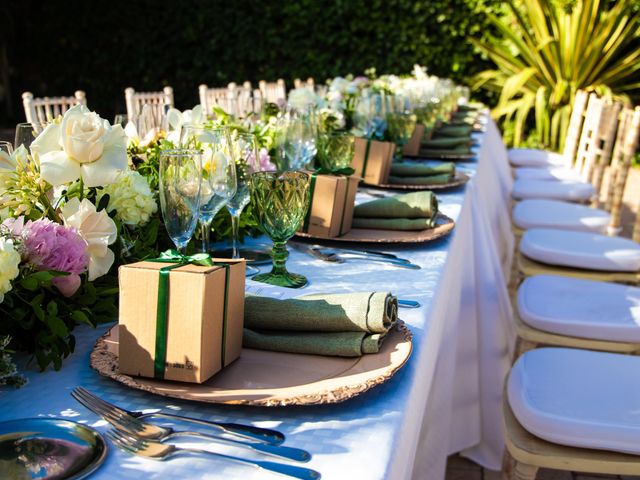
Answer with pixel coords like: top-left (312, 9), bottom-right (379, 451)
top-left (21, 77), bottom-right (316, 125)
top-left (502, 91), bottom-right (640, 478)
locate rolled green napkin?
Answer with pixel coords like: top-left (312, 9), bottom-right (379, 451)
top-left (432, 125), bottom-right (472, 137)
top-left (353, 191), bottom-right (439, 230)
top-left (457, 103), bottom-right (483, 112)
top-left (420, 145), bottom-right (472, 156)
top-left (421, 137), bottom-right (471, 149)
top-left (243, 292), bottom-right (398, 357)
top-left (388, 174), bottom-right (453, 185)
top-left (390, 162), bottom-right (455, 177)
top-left (352, 217), bottom-right (437, 230)
top-left (388, 162), bottom-right (455, 185)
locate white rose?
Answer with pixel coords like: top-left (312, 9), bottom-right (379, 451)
top-left (61, 198), bottom-right (117, 281)
top-left (31, 104), bottom-right (128, 188)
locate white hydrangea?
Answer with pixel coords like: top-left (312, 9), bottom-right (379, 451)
top-left (98, 170), bottom-right (158, 226)
top-left (0, 238), bottom-right (21, 303)
top-left (287, 87), bottom-right (325, 112)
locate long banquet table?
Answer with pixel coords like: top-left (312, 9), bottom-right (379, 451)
top-left (0, 116), bottom-right (515, 479)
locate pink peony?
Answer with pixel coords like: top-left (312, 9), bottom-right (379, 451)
top-left (258, 148), bottom-right (276, 171)
top-left (21, 218), bottom-right (89, 297)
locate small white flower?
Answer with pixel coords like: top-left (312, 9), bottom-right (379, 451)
top-left (98, 170), bottom-right (158, 226)
top-left (31, 105), bottom-right (128, 188)
top-left (61, 198), bottom-right (117, 281)
top-left (166, 105), bottom-right (203, 144)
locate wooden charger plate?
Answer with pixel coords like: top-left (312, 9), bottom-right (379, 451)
top-left (365, 171), bottom-right (470, 191)
top-left (295, 213), bottom-right (455, 244)
top-left (411, 150), bottom-right (476, 161)
top-left (90, 322), bottom-right (412, 407)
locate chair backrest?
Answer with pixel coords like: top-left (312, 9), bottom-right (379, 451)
top-left (199, 84), bottom-right (234, 118)
top-left (607, 107), bottom-right (640, 237)
top-left (125, 86), bottom-right (174, 123)
top-left (259, 79), bottom-right (286, 103)
top-left (22, 90), bottom-right (87, 124)
top-left (293, 78), bottom-right (315, 90)
top-left (561, 89), bottom-right (589, 163)
top-left (574, 94), bottom-right (620, 192)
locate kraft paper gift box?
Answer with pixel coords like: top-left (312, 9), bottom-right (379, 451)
top-left (299, 173), bottom-right (360, 237)
top-left (403, 124), bottom-right (426, 156)
top-left (118, 258), bottom-right (245, 383)
top-left (351, 137), bottom-right (395, 185)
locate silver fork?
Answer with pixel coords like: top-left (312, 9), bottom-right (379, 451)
top-left (72, 388), bottom-right (309, 463)
top-left (107, 429), bottom-right (321, 480)
top-left (310, 248), bottom-right (421, 270)
top-left (72, 387), bottom-right (283, 444)
top-left (72, 388), bottom-right (309, 462)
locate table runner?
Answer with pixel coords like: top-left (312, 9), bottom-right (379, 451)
top-left (0, 117), bottom-right (514, 479)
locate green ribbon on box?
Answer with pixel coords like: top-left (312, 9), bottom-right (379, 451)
top-left (147, 249), bottom-right (230, 379)
top-left (361, 138), bottom-right (372, 178)
top-left (302, 166), bottom-right (355, 233)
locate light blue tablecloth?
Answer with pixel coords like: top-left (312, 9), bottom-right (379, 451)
top-left (0, 117), bottom-right (515, 479)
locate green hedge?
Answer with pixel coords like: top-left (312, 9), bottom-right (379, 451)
top-left (3, 0), bottom-right (502, 124)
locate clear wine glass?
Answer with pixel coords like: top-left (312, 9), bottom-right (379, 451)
top-left (275, 110), bottom-right (317, 171)
top-left (180, 125), bottom-right (237, 253)
top-left (14, 122), bottom-right (45, 150)
top-left (0, 141), bottom-right (13, 155)
top-left (225, 132), bottom-right (261, 275)
top-left (158, 149), bottom-right (202, 253)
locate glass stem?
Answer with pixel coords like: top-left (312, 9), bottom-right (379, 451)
top-left (230, 213), bottom-right (240, 259)
top-left (200, 219), bottom-right (212, 253)
top-left (270, 241), bottom-right (289, 275)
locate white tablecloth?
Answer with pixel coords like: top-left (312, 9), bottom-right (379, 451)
top-left (0, 118), bottom-right (514, 479)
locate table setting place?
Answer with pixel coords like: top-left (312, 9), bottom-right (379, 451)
top-left (0, 70), bottom-right (488, 480)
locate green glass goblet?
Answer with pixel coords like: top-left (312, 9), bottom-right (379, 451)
top-left (250, 171), bottom-right (310, 288)
top-left (316, 131), bottom-right (355, 171)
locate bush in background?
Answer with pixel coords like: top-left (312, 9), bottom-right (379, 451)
top-left (0, 0), bottom-right (502, 125)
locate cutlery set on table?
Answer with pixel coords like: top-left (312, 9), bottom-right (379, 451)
top-left (72, 387), bottom-right (321, 479)
top-left (290, 242), bottom-right (421, 270)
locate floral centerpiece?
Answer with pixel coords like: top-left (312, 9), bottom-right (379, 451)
top-left (0, 105), bottom-right (161, 373)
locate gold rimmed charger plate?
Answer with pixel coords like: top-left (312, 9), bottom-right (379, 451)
top-left (295, 213), bottom-right (455, 244)
top-left (364, 171), bottom-right (470, 191)
top-left (90, 322), bottom-right (412, 407)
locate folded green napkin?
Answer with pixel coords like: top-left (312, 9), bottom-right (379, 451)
top-left (421, 137), bottom-right (470, 149)
top-left (388, 162), bottom-right (455, 185)
top-left (420, 145), bottom-right (472, 157)
top-left (432, 125), bottom-right (472, 137)
top-left (390, 162), bottom-right (455, 177)
top-left (353, 191), bottom-right (439, 230)
top-left (243, 292), bottom-right (398, 357)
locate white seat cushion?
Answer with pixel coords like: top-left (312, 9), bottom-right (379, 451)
top-left (514, 167), bottom-right (582, 181)
top-left (512, 199), bottom-right (610, 233)
top-left (518, 275), bottom-right (640, 342)
top-left (508, 148), bottom-right (567, 167)
top-left (512, 178), bottom-right (595, 201)
top-left (508, 348), bottom-right (640, 455)
top-left (520, 228), bottom-right (640, 272)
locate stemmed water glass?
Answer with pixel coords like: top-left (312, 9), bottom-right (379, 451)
top-left (316, 131), bottom-right (355, 170)
top-left (386, 95), bottom-right (417, 161)
top-left (158, 150), bottom-right (203, 253)
top-left (250, 171), bottom-right (310, 288)
top-left (181, 125), bottom-right (237, 254)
